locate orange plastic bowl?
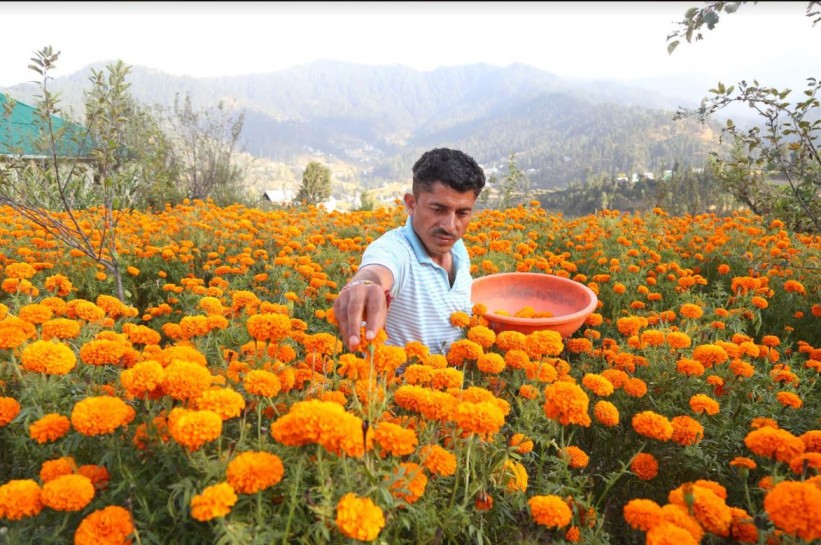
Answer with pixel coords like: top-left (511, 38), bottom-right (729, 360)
top-left (471, 272), bottom-right (598, 337)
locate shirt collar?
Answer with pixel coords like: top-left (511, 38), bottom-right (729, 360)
top-left (401, 215), bottom-right (466, 267)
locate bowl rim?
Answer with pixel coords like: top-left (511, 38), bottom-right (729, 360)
top-left (471, 272), bottom-right (599, 326)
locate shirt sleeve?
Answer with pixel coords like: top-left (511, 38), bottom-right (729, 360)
top-left (360, 233), bottom-right (408, 296)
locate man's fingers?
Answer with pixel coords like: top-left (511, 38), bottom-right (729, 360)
top-left (364, 289), bottom-right (387, 340)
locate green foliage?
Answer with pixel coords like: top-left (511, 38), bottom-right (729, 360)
top-left (295, 161), bottom-right (332, 206)
top-left (669, 2), bottom-right (821, 233)
top-left (482, 153), bottom-right (531, 210)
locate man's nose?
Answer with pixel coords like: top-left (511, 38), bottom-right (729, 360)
top-left (441, 212), bottom-right (457, 231)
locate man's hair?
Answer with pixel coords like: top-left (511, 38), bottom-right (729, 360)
top-left (412, 148), bottom-right (486, 197)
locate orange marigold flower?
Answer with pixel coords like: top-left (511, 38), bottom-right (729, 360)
top-left (246, 312), bottom-right (292, 343)
top-left (647, 522), bottom-right (699, 545)
top-left (729, 506), bottom-right (759, 544)
top-left (525, 329), bottom-right (564, 358)
top-left (373, 421), bottom-right (418, 457)
top-left (519, 384), bottom-right (540, 399)
top-left (243, 369), bottom-right (282, 397)
top-left (623, 377), bottom-right (648, 398)
top-left (671, 415), bottom-right (704, 446)
top-left (195, 387), bottom-right (246, 420)
top-left (449, 311), bottom-right (470, 328)
top-left (190, 482), bottom-right (237, 521)
top-left (789, 453), bottom-right (821, 475)
top-left (19, 303), bottom-right (53, 325)
top-left (689, 393), bottom-right (720, 416)
top-left (666, 331), bottom-right (691, 349)
top-left (474, 491), bottom-right (493, 511)
top-left (446, 338), bottom-right (483, 366)
top-left (162, 360), bottom-right (213, 402)
top-left (41, 318), bottom-right (81, 340)
top-left (495, 330), bottom-right (527, 352)
top-left (74, 505), bottom-right (133, 545)
top-left (44, 274), bottom-right (73, 296)
top-left (801, 430), bottom-right (821, 452)
top-left (476, 352), bottom-right (506, 374)
top-left (388, 462), bottom-right (427, 504)
top-left (528, 495), bottom-right (572, 528)
top-left (668, 483), bottom-right (732, 537)
top-left (0, 479), bottom-right (42, 520)
top-left (593, 400), bottom-right (619, 427)
top-left (751, 417), bottom-right (779, 430)
top-left (623, 498), bottom-right (663, 531)
top-left (0, 396), bottom-right (21, 426)
top-left (632, 411), bottom-right (673, 441)
top-left (783, 280), bottom-right (806, 295)
top-left (452, 401), bottom-right (505, 435)
top-left (335, 493), bottom-right (386, 542)
top-left (168, 408), bottom-right (222, 451)
top-left (560, 446), bottom-right (589, 469)
top-left (70, 396), bottom-right (135, 436)
top-left (20, 339), bottom-right (77, 375)
top-left (544, 382), bottom-right (591, 427)
top-left (660, 504), bottom-right (704, 542)
top-left (467, 325), bottom-right (496, 349)
top-left (775, 391), bottom-right (802, 409)
top-left (120, 360), bottom-right (165, 399)
top-left (763, 480), bottom-right (821, 542)
top-left (616, 316), bottom-right (648, 337)
top-left (581, 373), bottom-right (614, 397)
top-left (509, 433), bottom-right (534, 454)
top-left (29, 413), bottom-right (71, 444)
top-left (600, 368), bottom-right (628, 388)
top-left (744, 427), bottom-right (805, 463)
top-left (676, 357), bottom-right (705, 377)
top-left (692, 344), bottom-right (729, 367)
top-left (77, 464), bottom-right (109, 491)
top-left (631, 452), bottom-right (659, 480)
top-left (226, 451), bottom-right (285, 494)
top-left (730, 456), bottom-right (757, 470)
top-left (40, 456), bottom-right (77, 482)
top-left (419, 444), bottom-right (457, 476)
top-left (40, 474), bottom-right (95, 512)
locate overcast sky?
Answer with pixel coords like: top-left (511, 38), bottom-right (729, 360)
top-left (2, 1), bottom-right (819, 90)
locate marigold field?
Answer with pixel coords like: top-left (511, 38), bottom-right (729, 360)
top-left (0, 200), bottom-right (819, 545)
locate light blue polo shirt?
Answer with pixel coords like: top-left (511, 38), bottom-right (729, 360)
top-left (359, 215), bottom-right (472, 354)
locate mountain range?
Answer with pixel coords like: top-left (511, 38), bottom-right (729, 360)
top-left (1, 61), bottom-right (728, 190)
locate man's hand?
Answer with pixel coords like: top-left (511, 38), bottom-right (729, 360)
top-left (333, 273), bottom-right (391, 351)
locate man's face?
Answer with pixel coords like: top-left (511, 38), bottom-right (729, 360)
top-left (404, 181), bottom-right (477, 261)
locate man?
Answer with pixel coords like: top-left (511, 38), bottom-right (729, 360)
top-left (333, 148), bottom-right (486, 354)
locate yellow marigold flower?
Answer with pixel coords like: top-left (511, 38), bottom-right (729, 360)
top-left (226, 451), bottom-right (284, 494)
top-left (671, 415), bottom-right (704, 446)
top-left (0, 479), bottom-right (42, 520)
top-left (476, 352), bottom-right (506, 374)
top-left (498, 459), bottom-right (528, 492)
top-left (623, 498), bottom-right (663, 531)
top-left (689, 393), bottom-right (720, 416)
top-left (631, 452), bottom-right (659, 480)
top-left (120, 360), bottom-right (166, 399)
top-left (776, 391), bottom-right (802, 409)
top-left (195, 388), bottom-right (246, 420)
top-left (243, 369), bottom-right (282, 397)
top-left (560, 446), bottom-right (589, 469)
top-left (74, 505), bottom-right (133, 545)
top-left (162, 360), bottom-right (213, 402)
top-left (528, 495), bottom-right (572, 528)
top-left (373, 421), bottom-right (418, 457)
top-left (744, 427), bottom-right (805, 463)
top-left (647, 522), bottom-right (699, 545)
top-left (593, 400), bottom-right (619, 427)
top-left (388, 462), bottom-right (427, 504)
top-left (246, 312), bottom-right (291, 343)
top-left (40, 456), bottom-right (77, 482)
top-left (168, 407), bottom-right (222, 451)
top-left (40, 474), bottom-right (94, 512)
top-left (632, 411), bottom-right (673, 441)
top-left (668, 483), bottom-right (732, 537)
top-left (0, 396), bottom-right (21, 426)
top-left (190, 482), bottom-right (237, 521)
top-left (544, 382), bottom-right (591, 427)
top-left (335, 493), bottom-right (385, 542)
top-left (581, 373), bottom-right (614, 397)
top-left (29, 413), bottom-right (71, 444)
top-left (19, 339), bottom-right (76, 375)
top-left (419, 444), bottom-right (457, 476)
top-left (71, 396), bottom-right (135, 436)
top-left (452, 401), bottom-right (505, 435)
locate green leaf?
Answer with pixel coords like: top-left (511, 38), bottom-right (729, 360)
top-left (667, 40), bottom-right (680, 55)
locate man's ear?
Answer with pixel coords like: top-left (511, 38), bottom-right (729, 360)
top-left (403, 193), bottom-right (416, 215)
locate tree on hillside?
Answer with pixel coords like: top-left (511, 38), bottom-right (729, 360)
top-left (0, 47), bottom-right (137, 300)
top-left (164, 93), bottom-right (246, 203)
top-left (668, 1), bottom-right (821, 232)
top-left (295, 161), bottom-right (332, 206)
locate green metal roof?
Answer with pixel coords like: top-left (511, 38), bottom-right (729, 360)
top-left (0, 92), bottom-right (93, 158)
